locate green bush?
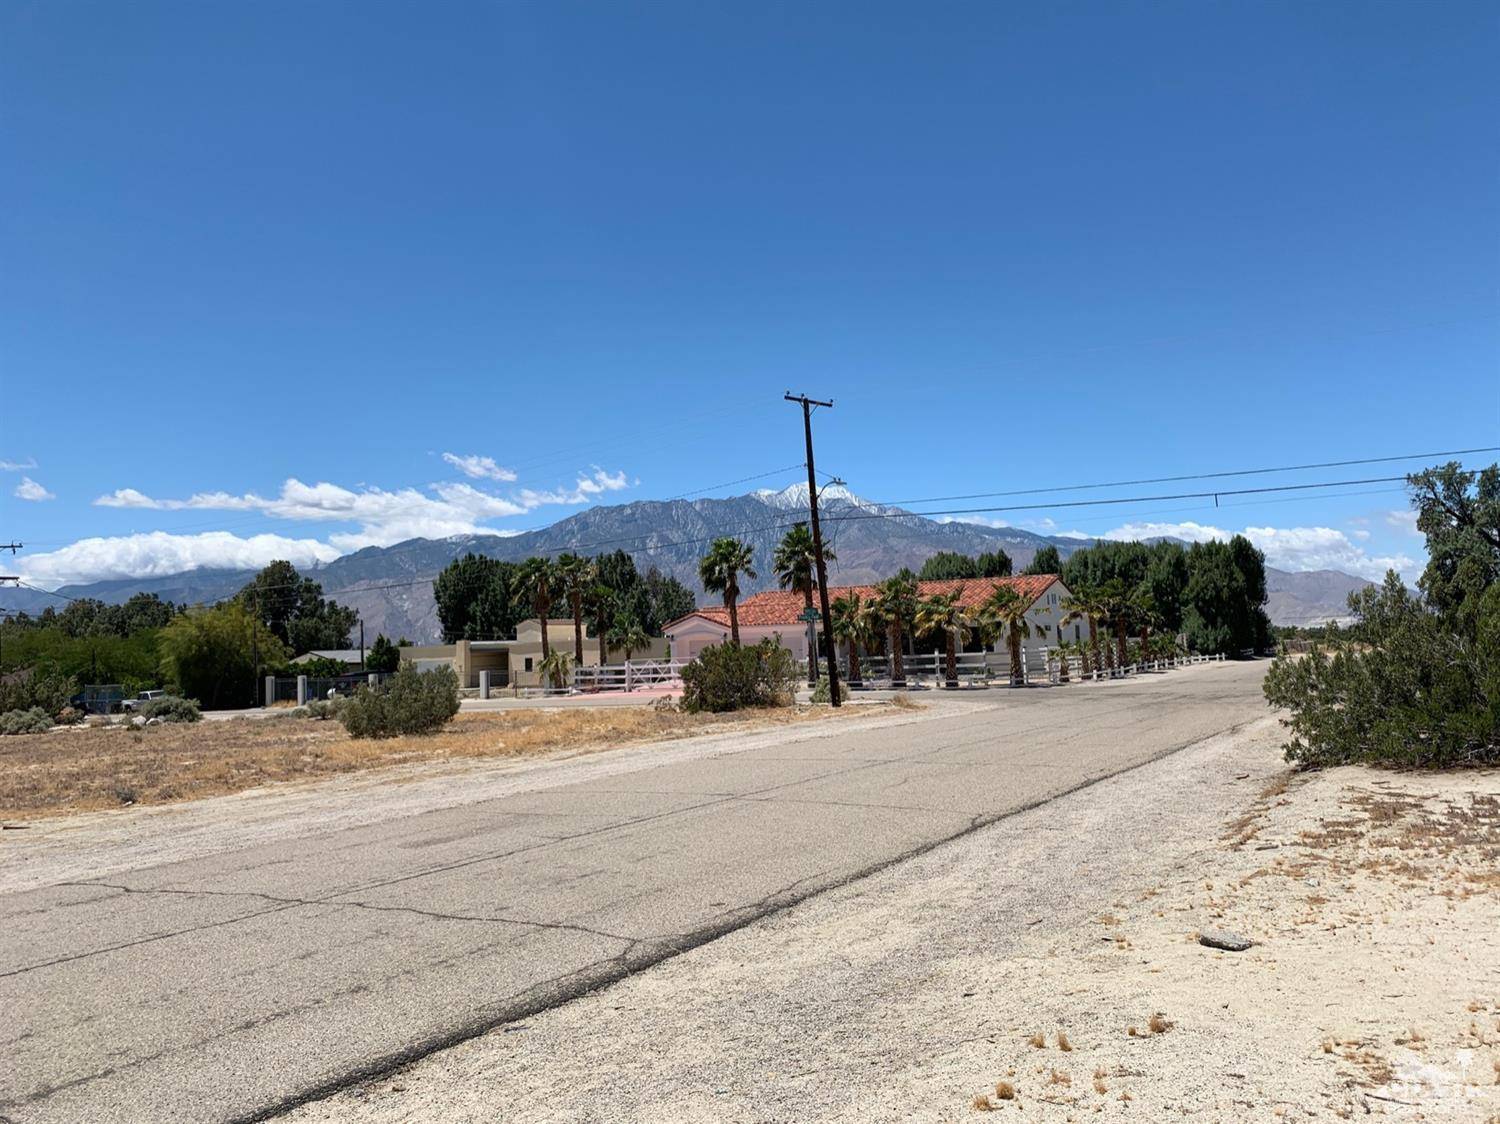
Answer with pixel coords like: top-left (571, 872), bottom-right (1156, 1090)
top-left (0, 707), bottom-right (54, 735)
top-left (810, 676), bottom-right (848, 704)
top-left (1264, 575), bottom-right (1499, 769)
top-left (338, 664), bottom-right (460, 739)
top-left (680, 639), bottom-right (798, 713)
top-left (140, 695), bottom-right (202, 723)
top-left (0, 670), bottom-right (78, 718)
top-left (303, 697), bottom-right (345, 721)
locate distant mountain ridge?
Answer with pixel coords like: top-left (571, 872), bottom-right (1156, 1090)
top-left (9, 484), bottom-right (1377, 641)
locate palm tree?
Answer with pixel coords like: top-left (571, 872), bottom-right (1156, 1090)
top-left (830, 592), bottom-right (875, 687)
top-left (606, 616), bottom-right (651, 662)
top-left (699, 537), bottom-right (756, 646)
top-left (873, 572), bottom-right (920, 688)
top-left (1056, 641), bottom-right (1071, 683)
top-left (913, 588), bottom-right (970, 689)
top-left (556, 553), bottom-right (599, 666)
top-left (537, 649), bottom-right (573, 691)
top-left (513, 557), bottom-right (558, 662)
top-left (1060, 584), bottom-right (1106, 677)
top-left (774, 523), bottom-right (834, 682)
top-left (1098, 580), bottom-right (1132, 670)
top-left (983, 585), bottom-right (1033, 687)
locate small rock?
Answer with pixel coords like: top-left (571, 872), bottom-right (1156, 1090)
top-left (1198, 928), bottom-right (1253, 952)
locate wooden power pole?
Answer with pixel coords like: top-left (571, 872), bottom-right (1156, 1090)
top-left (784, 393), bottom-right (841, 707)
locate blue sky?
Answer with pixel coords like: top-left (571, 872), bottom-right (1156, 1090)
top-left (3, 1), bottom-right (1496, 588)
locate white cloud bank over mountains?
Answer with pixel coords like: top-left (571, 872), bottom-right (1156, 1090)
top-left (20, 464), bottom-right (629, 588)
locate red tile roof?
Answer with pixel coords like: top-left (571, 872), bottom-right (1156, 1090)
top-left (666, 574), bottom-right (1061, 631)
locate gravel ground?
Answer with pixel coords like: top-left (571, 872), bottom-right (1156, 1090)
top-left (287, 718), bottom-right (1500, 1124)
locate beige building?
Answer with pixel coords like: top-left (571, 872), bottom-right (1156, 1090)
top-left (400, 619), bottom-right (667, 690)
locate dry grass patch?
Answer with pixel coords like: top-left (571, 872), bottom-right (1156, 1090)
top-left (0, 703), bottom-right (890, 820)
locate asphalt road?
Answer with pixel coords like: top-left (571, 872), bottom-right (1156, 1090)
top-left (1, 660), bottom-right (1270, 1123)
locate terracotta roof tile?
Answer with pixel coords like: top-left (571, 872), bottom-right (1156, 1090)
top-left (667, 574), bottom-right (1061, 631)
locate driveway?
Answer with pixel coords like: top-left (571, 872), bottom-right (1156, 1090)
top-left (0, 661), bottom-right (1270, 1123)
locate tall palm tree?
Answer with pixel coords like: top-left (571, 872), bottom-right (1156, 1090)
top-left (873, 572), bottom-right (919, 687)
top-left (773, 523), bottom-right (834, 682)
top-left (983, 585), bottom-right (1033, 686)
top-left (556, 553), bottom-right (598, 665)
top-left (1098, 579), bottom-right (1132, 670)
top-left (913, 588), bottom-right (970, 689)
top-left (699, 537), bottom-right (756, 646)
top-left (1060, 584), bottom-right (1106, 677)
top-left (830, 592), bottom-right (875, 687)
top-left (513, 557), bottom-right (558, 662)
top-left (606, 616), bottom-right (651, 662)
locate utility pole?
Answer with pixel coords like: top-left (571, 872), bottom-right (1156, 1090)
top-left (784, 393), bottom-right (841, 707)
top-left (359, 619), bottom-right (366, 671)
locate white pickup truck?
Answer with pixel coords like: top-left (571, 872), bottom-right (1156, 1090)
top-left (120, 690), bottom-right (167, 713)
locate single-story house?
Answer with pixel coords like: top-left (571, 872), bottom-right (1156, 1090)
top-left (663, 574), bottom-right (1092, 665)
top-left (289, 649), bottom-right (367, 669)
top-left (388, 619), bottom-right (668, 690)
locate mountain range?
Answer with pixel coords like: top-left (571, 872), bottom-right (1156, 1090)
top-left (8, 485), bottom-right (1374, 641)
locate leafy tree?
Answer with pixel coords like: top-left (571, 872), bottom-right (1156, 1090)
top-left (237, 561), bottom-right (357, 653)
top-left (975, 549), bottom-right (1013, 578)
top-left (1022, 545), bottom-right (1062, 576)
top-left (629, 566), bottom-right (696, 635)
top-left (918, 551), bottom-right (979, 581)
top-left (1139, 541), bottom-right (1189, 633)
top-left (1409, 461), bottom-right (1500, 634)
top-left (1181, 536), bottom-right (1269, 655)
top-left (556, 553), bottom-right (599, 665)
top-left (512, 557), bottom-right (559, 661)
top-left (366, 633), bottom-right (401, 673)
top-left (699, 538), bottom-right (756, 646)
top-left (159, 603), bottom-right (287, 710)
top-left (774, 523), bottom-right (835, 682)
top-left (433, 554), bottom-right (522, 642)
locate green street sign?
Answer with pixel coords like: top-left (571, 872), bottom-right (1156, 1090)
top-left (797, 607), bottom-right (821, 623)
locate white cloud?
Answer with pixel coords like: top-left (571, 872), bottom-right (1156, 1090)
top-left (92, 469), bottom-right (631, 550)
top-left (14, 476), bottom-right (55, 502)
top-left (441, 453), bottom-right (517, 482)
top-left (0, 457), bottom-right (37, 471)
top-left (1098, 520), bottom-right (1419, 583)
top-left (19, 532), bottom-right (341, 588)
top-left (1385, 509), bottom-right (1420, 536)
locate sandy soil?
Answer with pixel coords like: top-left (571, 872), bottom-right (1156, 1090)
top-left (0, 701), bottom-right (895, 821)
top-left (287, 717), bottom-right (1500, 1123)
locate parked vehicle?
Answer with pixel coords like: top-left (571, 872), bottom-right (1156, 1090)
top-left (120, 690), bottom-right (167, 713)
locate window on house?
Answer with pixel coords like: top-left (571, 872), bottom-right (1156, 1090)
top-left (524, 657), bottom-right (534, 672)
top-left (1073, 624), bottom-right (1080, 641)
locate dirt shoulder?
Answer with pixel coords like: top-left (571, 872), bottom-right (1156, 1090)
top-left (0, 700), bottom-right (901, 822)
top-left (287, 717), bottom-right (1500, 1124)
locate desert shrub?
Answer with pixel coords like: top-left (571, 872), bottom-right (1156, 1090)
top-left (140, 695), bottom-right (202, 723)
top-left (680, 639), bottom-right (797, 713)
top-left (55, 706), bottom-right (86, 726)
top-left (0, 707), bottom-right (54, 735)
top-left (811, 676), bottom-right (848, 704)
top-left (338, 664), bottom-right (460, 739)
top-left (303, 698), bottom-right (345, 721)
top-left (0, 670), bottom-right (78, 718)
top-left (1264, 575), bottom-right (1499, 769)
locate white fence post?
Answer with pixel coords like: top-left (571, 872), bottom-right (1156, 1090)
top-left (296, 675), bottom-right (308, 706)
top-left (264, 675), bottom-right (275, 707)
top-left (479, 670), bottom-right (490, 699)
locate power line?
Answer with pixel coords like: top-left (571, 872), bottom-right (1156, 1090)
top-left (664, 463), bottom-right (806, 501)
top-left (867, 445), bottom-right (1499, 508)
